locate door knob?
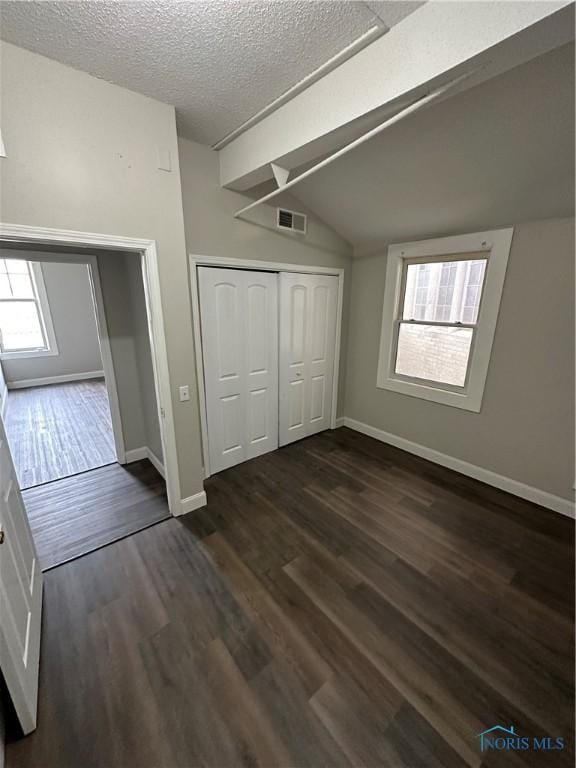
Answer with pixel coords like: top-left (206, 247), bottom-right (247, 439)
top-left (0, 526), bottom-right (4, 544)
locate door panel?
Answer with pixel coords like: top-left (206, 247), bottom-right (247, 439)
top-left (248, 388), bottom-right (268, 443)
top-left (279, 273), bottom-right (339, 446)
top-left (0, 420), bottom-right (43, 735)
top-left (215, 282), bottom-right (240, 381)
top-left (199, 267), bottom-right (278, 473)
top-left (310, 374), bottom-right (326, 422)
top-left (288, 378), bottom-right (305, 430)
top-left (311, 285), bottom-right (329, 362)
top-left (221, 394), bottom-right (243, 454)
top-left (247, 284), bottom-right (268, 374)
top-left (289, 285), bottom-right (307, 365)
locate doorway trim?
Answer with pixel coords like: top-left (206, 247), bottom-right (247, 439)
top-left (0, 223), bottom-right (182, 516)
top-left (189, 254), bottom-right (345, 478)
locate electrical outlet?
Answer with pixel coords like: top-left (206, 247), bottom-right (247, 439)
top-left (179, 385), bottom-right (190, 402)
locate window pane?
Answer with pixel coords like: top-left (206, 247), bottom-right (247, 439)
top-left (0, 275), bottom-right (10, 299)
top-left (0, 301), bottom-right (45, 351)
top-left (395, 323), bottom-right (473, 387)
top-left (4, 259), bottom-right (29, 274)
top-left (8, 273), bottom-right (34, 299)
top-left (403, 259), bottom-right (487, 324)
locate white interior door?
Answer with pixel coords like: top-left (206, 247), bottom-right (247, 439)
top-left (0, 417), bottom-right (43, 734)
top-left (279, 273), bottom-right (339, 446)
top-left (198, 267), bottom-right (278, 474)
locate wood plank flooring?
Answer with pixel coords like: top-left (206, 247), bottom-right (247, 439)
top-left (6, 428), bottom-right (574, 768)
top-left (22, 460), bottom-right (169, 570)
top-left (4, 379), bottom-right (116, 488)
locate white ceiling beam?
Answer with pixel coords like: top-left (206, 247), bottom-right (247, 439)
top-left (212, 24), bottom-right (388, 150)
top-left (234, 69), bottom-right (477, 220)
top-left (219, 1), bottom-right (574, 191)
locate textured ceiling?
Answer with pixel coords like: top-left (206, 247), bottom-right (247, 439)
top-left (0, 0), bottom-right (424, 146)
top-left (290, 43), bottom-right (575, 251)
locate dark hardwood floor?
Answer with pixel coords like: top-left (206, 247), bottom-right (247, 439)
top-left (22, 459), bottom-right (169, 570)
top-left (6, 428), bottom-right (574, 768)
top-left (4, 379), bottom-right (116, 488)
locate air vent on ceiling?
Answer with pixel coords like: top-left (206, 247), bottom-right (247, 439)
top-left (277, 207), bottom-right (307, 235)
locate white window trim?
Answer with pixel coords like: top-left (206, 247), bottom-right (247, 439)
top-left (377, 228), bottom-right (514, 412)
top-left (0, 262), bottom-right (59, 360)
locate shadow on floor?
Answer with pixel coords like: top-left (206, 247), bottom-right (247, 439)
top-left (22, 459), bottom-right (169, 570)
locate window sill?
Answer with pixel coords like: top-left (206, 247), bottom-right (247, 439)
top-left (0, 348), bottom-right (59, 361)
top-left (376, 374), bottom-right (482, 412)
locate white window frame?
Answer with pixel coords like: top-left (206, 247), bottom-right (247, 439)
top-left (0, 261), bottom-right (59, 359)
top-left (377, 228), bottom-right (513, 412)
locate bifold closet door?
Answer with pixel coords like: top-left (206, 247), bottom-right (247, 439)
top-left (198, 267), bottom-right (278, 474)
top-left (279, 273), bottom-right (339, 446)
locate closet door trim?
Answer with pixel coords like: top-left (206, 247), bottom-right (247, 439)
top-left (189, 255), bottom-right (344, 479)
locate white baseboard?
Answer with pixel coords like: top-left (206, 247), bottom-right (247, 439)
top-left (124, 446), bottom-right (165, 479)
top-left (334, 416), bottom-right (345, 428)
top-left (343, 417), bottom-right (575, 519)
top-left (125, 446), bottom-right (203, 515)
top-left (124, 447), bottom-right (148, 463)
top-left (7, 370), bottom-right (104, 389)
top-left (179, 490), bottom-right (207, 516)
top-left (146, 449), bottom-right (165, 479)
top-left (1, 386), bottom-right (7, 418)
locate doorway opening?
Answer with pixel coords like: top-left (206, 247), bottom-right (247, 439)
top-left (1, 257), bottom-right (117, 488)
top-left (0, 240), bottom-right (174, 570)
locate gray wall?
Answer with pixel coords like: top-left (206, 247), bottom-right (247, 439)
top-left (178, 137), bottom-right (353, 416)
top-left (2, 262), bottom-right (102, 384)
top-left (1, 42), bottom-right (201, 499)
top-left (0, 688), bottom-right (4, 768)
top-left (345, 217), bottom-right (575, 501)
top-left (0, 361), bottom-right (6, 417)
top-left (97, 252), bottom-right (163, 460)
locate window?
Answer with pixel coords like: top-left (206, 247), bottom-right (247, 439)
top-left (0, 259), bottom-right (58, 359)
top-left (377, 229), bottom-right (513, 412)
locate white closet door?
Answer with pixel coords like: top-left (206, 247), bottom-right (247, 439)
top-left (279, 273), bottom-right (339, 446)
top-left (198, 267), bottom-right (278, 474)
top-left (0, 417), bottom-right (43, 735)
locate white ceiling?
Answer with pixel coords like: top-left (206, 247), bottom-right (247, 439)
top-left (290, 42), bottom-right (575, 252)
top-left (0, 0), bottom-right (424, 146)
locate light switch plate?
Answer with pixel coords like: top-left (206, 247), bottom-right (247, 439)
top-left (157, 147), bottom-right (171, 172)
top-left (179, 385), bottom-right (190, 402)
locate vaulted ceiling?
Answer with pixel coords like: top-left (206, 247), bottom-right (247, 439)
top-left (290, 42), bottom-right (575, 252)
top-left (0, 0), bottom-right (424, 145)
top-left (1, 1), bottom-right (572, 252)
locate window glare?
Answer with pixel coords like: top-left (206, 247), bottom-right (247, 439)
top-left (4, 259), bottom-right (29, 274)
top-left (0, 260), bottom-right (48, 354)
top-left (395, 324), bottom-right (472, 387)
top-left (403, 259), bottom-right (487, 324)
top-left (0, 301), bottom-right (45, 351)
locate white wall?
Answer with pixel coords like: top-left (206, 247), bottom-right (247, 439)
top-left (344, 217), bottom-right (575, 502)
top-left (0, 42), bottom-right (201, 499)
top-left (2, 261), bottom-right (102, 384)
